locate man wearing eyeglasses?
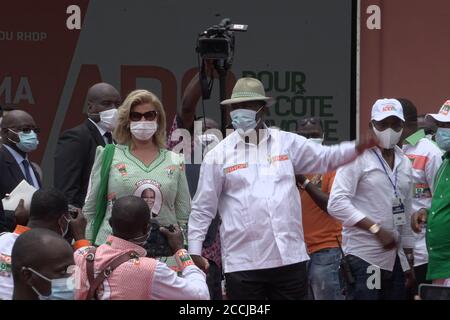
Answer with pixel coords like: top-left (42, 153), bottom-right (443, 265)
top-left (54, 82), bottom-right (121, 212)
top-left (0, 110), bottom-right (42, 233)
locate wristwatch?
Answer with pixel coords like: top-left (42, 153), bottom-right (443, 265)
top-left (369, 223), bottom-right (381, 234)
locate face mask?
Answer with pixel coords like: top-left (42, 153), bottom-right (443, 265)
top-left (59, 216), bottom-right (70, 237)
top-left (98, 108), bottom-right (118, 132)
top-left (129, 228), bottom-right (151, 246)
top-left (372, 127), bottom-right (403, 149)
top-left (130, 121), bottom-right (157, 141)
top-left (308, 137), bottom-right (324, 145)
top-left (436, 128), bottom-right (450, 151)
top-left (24, 267), bottom-right (75, 300)
top-left (230, 108), bottom-right (263, 134)
top-left (8, 129), bottom-right (39, 153)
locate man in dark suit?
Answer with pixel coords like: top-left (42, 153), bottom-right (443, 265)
top-left (54, 83), bottom-right (121, 210)
top-left (0, 110), bottom-right (42, 232)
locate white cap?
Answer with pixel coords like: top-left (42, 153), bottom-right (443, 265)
top-left (371, 98), bottom-right (405, 122)
top-left (425, 100), bottom-right (450, 123)
top-left (371, 99), bottom-right (405, 121)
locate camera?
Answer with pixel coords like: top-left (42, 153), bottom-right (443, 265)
top-left (144, 220), bottom-right (175, 258)
top-left (196, 18), bottom-right (248, 68)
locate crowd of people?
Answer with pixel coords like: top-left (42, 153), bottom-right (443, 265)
top-left (0, 72), bottom-right (449, 300)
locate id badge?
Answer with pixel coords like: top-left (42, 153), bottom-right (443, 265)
top-left (392, 197), bottom-right (406, 226)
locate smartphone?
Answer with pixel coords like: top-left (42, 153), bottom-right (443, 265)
top-left (419, 284), bottom-right (450, 300)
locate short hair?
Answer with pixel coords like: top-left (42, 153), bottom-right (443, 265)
top-left (397, 98), bottom-right (417, 122)
top-left (29, 189), bottom-right (68, 221)
top-left (113, 90), bottom-right (166, 148)
top-left (110, 196), bottom-right (150, 238)
top-left (11, 228), bottom-right (69, 279)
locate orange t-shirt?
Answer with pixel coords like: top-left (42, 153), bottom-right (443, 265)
top-left (300, 172), bottom-right (342, 254)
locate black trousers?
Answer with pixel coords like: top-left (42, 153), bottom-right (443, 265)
top-left (206, 260), bottom-right (223, 300)
top-left (225, 262), bottom-right (308, 300)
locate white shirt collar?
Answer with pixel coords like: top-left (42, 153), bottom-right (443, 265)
top-left (230, 125), bottom-right (274, 149)
top-left (88, 118), bottom-right (107, 137)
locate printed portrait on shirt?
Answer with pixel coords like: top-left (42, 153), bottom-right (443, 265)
top-left (134, 180), bottom-right (162, 217)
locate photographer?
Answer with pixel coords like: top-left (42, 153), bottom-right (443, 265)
top-left (74, 196), bottom-right (209, 300)
top-left (0, 188), bottom-right (89, 300)
top-left (167, 63), bottom-right (223, 300)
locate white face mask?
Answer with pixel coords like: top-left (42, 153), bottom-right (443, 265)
top-left (130, 121), bottom-right (158, 141)
top-left (97, 108), bottom-right (118, 132)
top-left (373, 127), bottom-right (403, 149)
top-left (308, 137), bottom-right (324, 145)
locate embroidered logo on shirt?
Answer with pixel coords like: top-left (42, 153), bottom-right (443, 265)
top-left (268, 154), bottom-right (289, 164)
top-left (115, 163), bottom-right (128, 176)
top-left (407, 154), bottom-right (428, 171)
top-left (224, 163), bottom-right (248, 174)
top-left (165, 165), bottom-right (178, 178)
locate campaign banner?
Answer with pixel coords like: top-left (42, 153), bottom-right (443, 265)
top-left (1, 0), bottom-right (355, 186)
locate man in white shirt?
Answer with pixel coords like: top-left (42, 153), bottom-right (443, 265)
top-left (188, 77), bottom-right (376, 300)
top-left (328, 98), bottom-right (415, 300)
top-left (398, 98), bottom-right (443, 298)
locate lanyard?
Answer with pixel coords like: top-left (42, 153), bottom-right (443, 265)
top-left (372, 150), bottom-right (399, 198)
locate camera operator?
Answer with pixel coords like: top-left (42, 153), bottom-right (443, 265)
top-left (74, 195), bottom-right (209, 300)
top-left (167, 60), bottom-right (223, 300)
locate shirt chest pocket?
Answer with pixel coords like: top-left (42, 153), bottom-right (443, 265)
top-left (223, 163), bottom-right (253, 189)
top-left (271, 158), bottom-right (295, 182)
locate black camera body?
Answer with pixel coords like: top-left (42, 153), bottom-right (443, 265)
top-left (196, 18), bottom-right (248, 68)
top-left (144, 220), bottom-right (175, 258)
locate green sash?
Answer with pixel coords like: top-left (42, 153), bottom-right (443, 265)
top-left (91, 144), bottom-right (115, 244)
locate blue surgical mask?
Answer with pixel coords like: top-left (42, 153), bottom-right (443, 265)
top-left (8, 129), bottom-right (39, 153)
top-left (436, 127), bottom-right (450, 151)
top-left (230, 108), bottom-right (263, 134)
top-left (24, 267), bottom-right (75, 300)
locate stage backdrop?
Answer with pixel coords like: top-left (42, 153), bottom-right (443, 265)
top-left (359, 0), bottom-right (450, 136)
top-left (1, 0), bottom-right (355, 187)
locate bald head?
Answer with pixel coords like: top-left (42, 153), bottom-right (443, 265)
top-left (109, 196), bottom-right (150, 240)
top-left (87, 83), bottom-right (120, 103)
top-left (86, 83), bottom-right (121, 122)
top-left (12, 228), bottom-right (74, 299)
top-left (0, 110), bottom-right (35, 130)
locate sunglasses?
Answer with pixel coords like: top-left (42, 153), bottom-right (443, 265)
top-left (129, 111), bottom-right (158, 121)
